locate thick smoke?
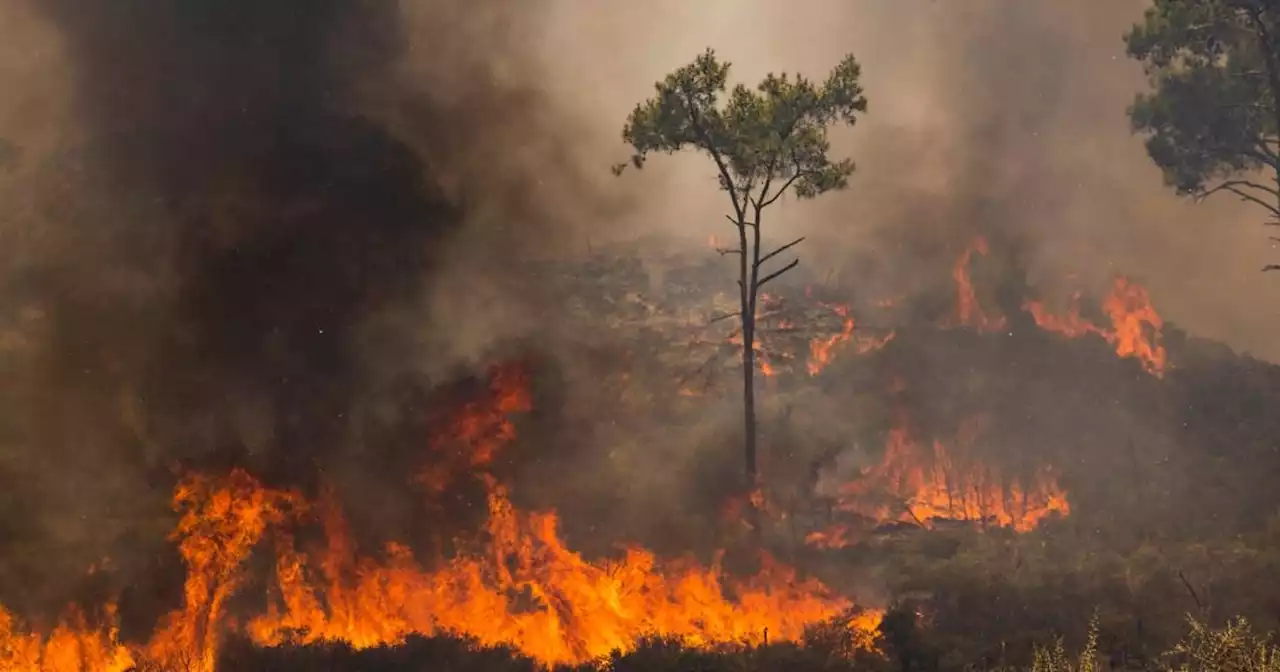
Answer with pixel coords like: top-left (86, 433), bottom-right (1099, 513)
top-left (541, 0), bottom-right (1280, 359)
top-left (0, 0), bottom-right (621, 620)
top-left (1, 0), bottom-right (1278, 634)
top-left (502, 0), bottom-right (1280, 562)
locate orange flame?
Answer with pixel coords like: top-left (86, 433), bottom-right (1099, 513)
top-left (0, 605), bottom-right (134, 672)
top-left (0, 471), bottom-right (306, 672)
top-left (951, 237), bottom-right (1007, 333)
top-left (809, 414), bottom-right (1069, 548)
top-left (245, 369), bottom-right (874, 666)
top-left (808, 304), bottom-right (855, 376)
top-left (1023, 291), bottom-right (1105, 339)
top-left (727, 331), bottom-right (780, 377)
top-left (1023, 278), bottom-right (1167, 376)
top-left (806, 303), bottom-right (894, 376)
top-left (0, 366), bottom-right (879, 670)
top-left (418, 364), bottom-right (532, 494)
top-left (248, 477), bottom-right (876, 666)
top-left (1102, 278), bottom-right (1167, 376)
top-left (143, 470), bottom-right (305, 672)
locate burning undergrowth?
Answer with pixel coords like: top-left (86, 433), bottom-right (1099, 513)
top-left (527, 232), bottom-right (1276, 557)
top-left (0, 0), bottom-right (619, 638)
top-left (0, 361), bottom-right (880, 672)
top-left (2, 226), bottom-right (1280, 670)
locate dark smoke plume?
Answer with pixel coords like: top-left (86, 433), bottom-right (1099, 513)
top-left (0, 0), bottom-right (611, 622)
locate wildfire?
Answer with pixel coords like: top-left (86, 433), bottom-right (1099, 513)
top-left (808, 413), bottom-right (1069, 549)
top-left (727, 328), bottom-right (784, 378)
top-left (1023, 277), bottom-right (1167, 376)
top-left (246, 369), bottom-right (873, 665)
top-left (1102, 278), bottom-right (1167, 376)
top-left (0, 606), bottom-right (133, 672)
top-left (806, 303), bottom-right (895, 376)
top-left (144, 470), bottom-right (306, 672)
top-left (0, 470), bottom-right (304, 672)
top-left (808, 303), bottom-right (855, 376)
top-left (946, 233), bottom-right (1168, 376)
top-left (0, 366), bottom-right (879, 671)
top-left (951, 237), bottom-right (1007, 333)
top-left (1023, 291), bottom-right (1104, 339)
top-left (249, 478), bottom-right (874, 666)
top-left (418, 363), bottom-right (532, 494)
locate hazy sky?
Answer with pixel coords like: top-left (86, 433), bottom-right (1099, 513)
top-left (533, 0), bottom-right (1280, 361)
top-left (0, 0), bottom-right (1276, 363)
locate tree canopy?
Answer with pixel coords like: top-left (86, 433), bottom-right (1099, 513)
top-left (613, 49), bottom-right (868, 532)
top-left (1126, 0), bottom-right (1280, 237)
top-left (614, 49), bottom-right (867, 223)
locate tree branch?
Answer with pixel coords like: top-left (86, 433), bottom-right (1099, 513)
top-left (1250, 140), bottom-right (1280, 167)
top-left (1177, 570), bottom-right (1204, 612)
top-left (678, 85), bottom-right (746, 222)
top-left (1200, 179), bottom-right (1280, 216)
top-left (749, 152), bottom-right (780, 214)
top-left (756, 258), bottom-right (800, 289)
top-left (759, 153), bottom-right (812, 209)
top-left (1243, 5), bottom-right (1280, 218)
top-left (710, 310), bottom-right (742, 323)
top-left (758, 172), bottom-right (806, 209)
top-left (716, 247), bottom-right (743, 256)
top-left (749, 113), bottom-right (806, 211)
top-left (756, 236), bottom-right (807, 268)
top-left (1205, 178), bottom-right (1280, 198)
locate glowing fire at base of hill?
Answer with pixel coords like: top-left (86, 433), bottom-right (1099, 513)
top-left (0, 606), bottom-right (133, 672)
top-left (0, 366), bottom-right (880, 672)
top-left (248, 477), bottom-right (876, 666)
top-left (807, 416), bottom-right (1069, 550)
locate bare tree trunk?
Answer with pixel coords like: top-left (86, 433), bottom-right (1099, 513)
top-left (743, 321), bottom-right (758, 519)
top-left (737, 216), bottom-right (762, 542)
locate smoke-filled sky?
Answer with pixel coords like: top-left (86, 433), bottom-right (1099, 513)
top-left (537, 0), bottom-right (1280, 361)
top-left (0, 0), bottom-right (1277, 620)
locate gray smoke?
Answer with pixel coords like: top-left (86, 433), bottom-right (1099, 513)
top-left (0, 0), bottom-right (620, 620)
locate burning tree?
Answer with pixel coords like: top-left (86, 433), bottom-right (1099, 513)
top-left (1126, 0), bottom-right (1280, 269)
top-left (613, 49), bottom-right (867, 533)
